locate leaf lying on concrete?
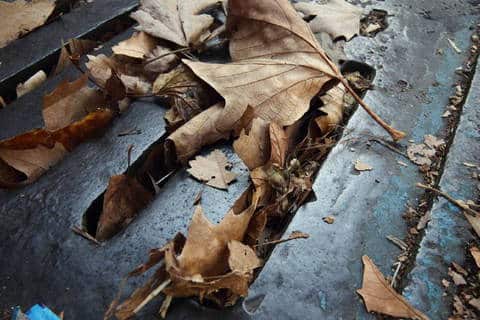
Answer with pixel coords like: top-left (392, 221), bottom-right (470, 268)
top-left (131, 0), bottom-right (220, 47)
top-left (407, 135), bottom-right (445, 167)
top-left (187, 149), bottom-right (237, 190)
top-left (0, 110), bottom-right (113, 188)
top-left (294, 0), bottom-right (363, 41)
top-left (43, 74), bottom-right (106, 131)
top-left (113, 201), bottom-right (259, 319)
top-left (357, 255), bottom-right (429, 320)
top-left (96, 174), bottom-right (154, 241)
top-left (0, 0), bottom-right (56, 48)
top-left (355, 160), bottom-right (373, 172)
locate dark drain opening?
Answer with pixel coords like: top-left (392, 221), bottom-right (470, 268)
top-left (248, 59), bottom-right (376, 287)
top-left (360, 9), bottom-right (389, 37)
top-left (81, 136), bottom-right (177, 242)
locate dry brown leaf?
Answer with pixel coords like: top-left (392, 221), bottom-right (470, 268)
top-left (43, 74), bottom-right (105, 131)
top-left (227, 240), bottom-right (262, 274)
top-left (131, 0), bottom-right (220, 47)
top-left (465, 213), bottom-right (480, 238)
top-left (269, 123), bottom-right (288, 169)
top-left (86, 54), bottom-right (153, 96)
top-left (96, 174), bottom-right (154, 241)
top-left (0, 0), bottom-right (56, 48)
top-left (407, 135), bottom-right (445, 167)
top-left (187, 149), bottom-right (236, 190)
top-left (0, 110), bottom-right (113, 188)
top-left (112, 31), bottom-right (157, 59)
top-left (114, 188), bottom-right (262, 318)
top-left (0, 96), bottom-right (6, 108)
top-left (16, 70), bottom-right (47, 98)
top-left (86, 54), bottom-right (115, 86)
top-left (54, 38), bottom-right (98, 75)
top-left (470, 247), bottom-right (480, 268)
top-left (355, 160), bottom-right (373, 172)
top-left (184, 0), bottom-right (340, 133)
top-left (357, 255), bottom-right (429, 320)
top-left (144, 46), bottom-right (179, 73)
top-left (315, 83), bottom-right (346, 133)
top-left (167, 103), bottom-right (229, 163)
top-left (169, 203), bottom-right (255, 276)
top-left (233, 118), bottom-right (269, 170)
top-left (294, 0), bottom-right (363, 41)
top-left (448, 269), bottom-right (467, 286)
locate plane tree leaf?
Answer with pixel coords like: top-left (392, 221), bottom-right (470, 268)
top-left (131, 0), bottom-right (220, 47)
top-left (0, 110), bottom-right (113, 188)
top-left (184, 0), bottom-right (340, 133)
top-left (187, 149), bottom-right (236, 190)
top-left (357, 256), bottom-right (430, 320)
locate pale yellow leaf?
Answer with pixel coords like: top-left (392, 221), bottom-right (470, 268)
top-left (112, 31), bottom-right (157, 59)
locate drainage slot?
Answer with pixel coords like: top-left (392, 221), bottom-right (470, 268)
top-left (81, 137), bottom-right (177, 242)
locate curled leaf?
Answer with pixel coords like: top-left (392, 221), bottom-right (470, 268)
top-left (0, 110), bottom-right (113, 188)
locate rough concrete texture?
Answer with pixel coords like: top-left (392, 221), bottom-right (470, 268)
top-left (0, 0), bottom-right (137, 100)
top-left (403, 61), bottom-right (480, 319)
top-left (0, 0), bottom-right (479, 319)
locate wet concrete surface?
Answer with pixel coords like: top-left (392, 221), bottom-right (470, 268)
top-left (403, 61), bottom-right (480, 319)
top-left (0, 0), bottom-right (138, 101)
top-left (0, 0), bottom-right (479, 319)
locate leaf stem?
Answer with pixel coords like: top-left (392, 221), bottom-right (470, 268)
top-left (133, 278), bottom-right (172, 314)
top-left (416, 183), bottom-right (479, 217)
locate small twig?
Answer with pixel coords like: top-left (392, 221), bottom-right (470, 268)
top-left (369, 137), bottom-right (410, 160)
top-left (254, 232), bottom-right (309, 248)
top-left (391, 262), bottom-right (402, 287)
top-left (416, 183), bottom-right (479, 217)
top-left (155, 170), bottom-right (176, 186)
top-left (133, 278), bottom-right (172, 314)
top-left (127, 144), bottom-right (134, 168)
top-left (118, 127), bottom-right (141, 137)
top-left (72, 226), bottom-right (102, 246)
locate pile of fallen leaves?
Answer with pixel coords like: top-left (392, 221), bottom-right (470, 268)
top-left (1, 0), bottom-right (424, 319)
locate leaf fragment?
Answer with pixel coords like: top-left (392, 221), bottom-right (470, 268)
top-left (112, 31), bottom-right (157, 59)
top-left (96, 174), bottom-right (153, 241)
top-left (187, 149), bottom-right (237, 190)
top-left (16, 70), bottom-right (47, 98)
top-left (357, 255), bottom-right (429, 320)
top-left (43, 74), bottom-right (105, 131)
top-left (295, 0), bottom-right (363, 41)
top-left (0, 0), bottom-right (56, 48)
top-left (470, 246), bottom-right (480, 268)
top-left (355, 160), bottom-right (373, 172)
